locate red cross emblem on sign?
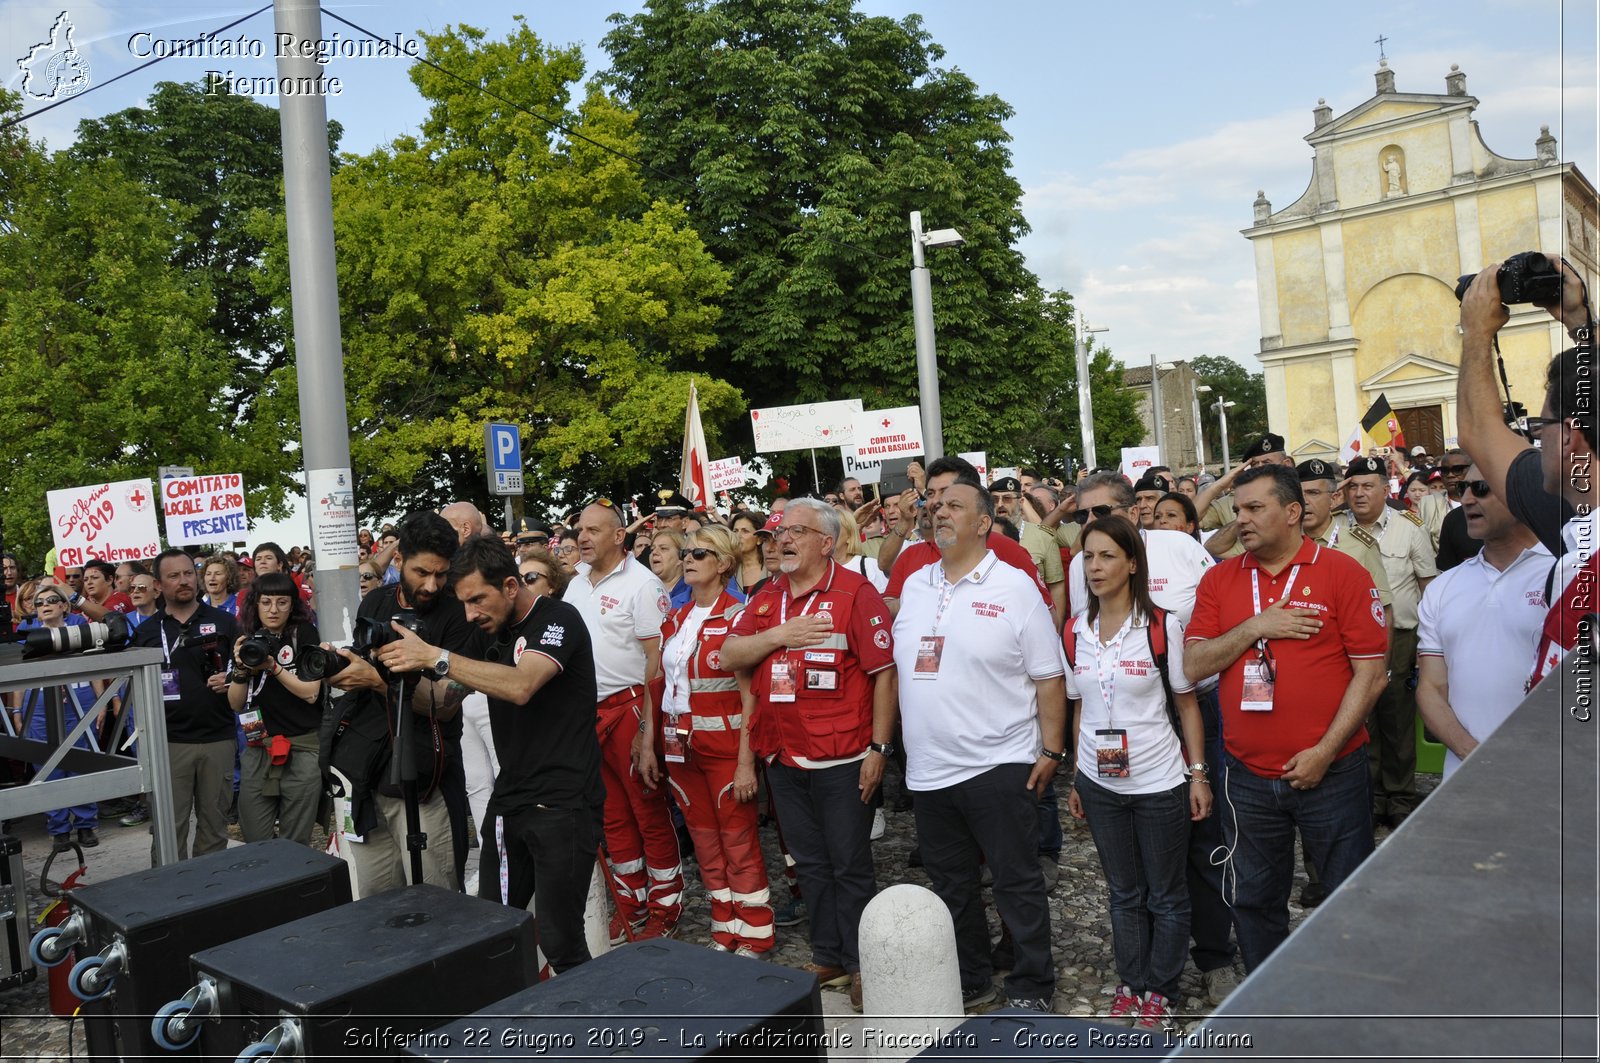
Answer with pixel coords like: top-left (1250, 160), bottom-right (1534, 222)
top-left (128, 489), bottom-right (147, 508)
top-left (881, 418), bottom-right (891, 428)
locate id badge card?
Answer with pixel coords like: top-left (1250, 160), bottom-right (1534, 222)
top-left (161, 668), bottom-right (181, 702)
top-left (769, 659), bottom-right (797, 702)
top-left (1094, 729), bottom-right (1130, 779)
top-left (662, 713), bottom-right (688, 764)
top-left (913, 635), bottom-right (945, 680)
top-left (1240, 658), bottom-right (1275, 712)
top-left (239, 709), bottom-right (267, 747)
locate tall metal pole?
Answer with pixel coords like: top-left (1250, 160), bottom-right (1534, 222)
top-left (275, 0), bottom-right (358, 641)
top-left (1076, 326), bottom-right (1097, 471)
top-left (1149, 353), bottom-right (1165, 461)
top-left (1192, 383), bottom-right (1208, 469)
top-left (1216, 399), bottom-right (1233, 473)
top-left (909, 212), bottom-right (945, 462)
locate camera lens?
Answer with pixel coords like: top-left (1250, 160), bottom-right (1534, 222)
top-left (238, 640), bottom-right (270, 669)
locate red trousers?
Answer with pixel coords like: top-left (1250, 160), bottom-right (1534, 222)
top-left (669, 748), bottom-right (773, 953)
top-left (597, 690), bottom-right (683, 925)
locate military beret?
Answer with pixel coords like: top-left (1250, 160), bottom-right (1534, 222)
top-left (1241, 433), bottom-right (1287, 461)
top-left (1296, 459), bottom-right (1337, 482)
top-left (1346, 456), bottom-right (1387, 479)
top-left (990, 475), bottom-right (1023, 493)
top-left (1132, 474), bottom-right (1166, 494)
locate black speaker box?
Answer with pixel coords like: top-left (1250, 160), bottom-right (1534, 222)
top-left (910, 1009), bottom-right (1176, 1060)
top-left (0, 833), bottom-right (34, 990)
top-left (403, 939), bottom-right (825, 1062)
top-left (193, 884), bottom-right (537, 1059)
top-left (68, 838), bottom-right (351, 1061)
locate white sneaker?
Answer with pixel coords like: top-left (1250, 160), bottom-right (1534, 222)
top-left (870, 808), bottom-right (887, 841)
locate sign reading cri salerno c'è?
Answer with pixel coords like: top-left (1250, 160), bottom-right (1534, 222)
top-left (48, 478), bottom-right (162, 566)
top-left (851, 406), bottom-right (925, 460)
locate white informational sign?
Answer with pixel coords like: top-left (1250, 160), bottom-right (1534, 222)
top-left (162, 473), bottom-right (247, 547)
top-left (990, 466), bottom-right (1020, 484)
top-left (306, 467), bottom-right (360, 567)
top-left (840, 444), bottom-right (882, 485)
top-left (1120, 446), bottom-right (1161, 481)
top-left (959, 451), bottom-right (989, 484)
top-left (47, 478), bottom-right (161, 567)
top-left (851, 406), bottom-right (926, 461)
top-left (750, 399), bottom-right (863, 454)
top-left (706, 456), bottom-right (746, 493)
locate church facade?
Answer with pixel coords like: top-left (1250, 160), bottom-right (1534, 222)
top-left (1244, 61), bottom-right (1598, 459)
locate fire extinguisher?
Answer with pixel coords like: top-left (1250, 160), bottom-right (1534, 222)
top-left (29, 842), bottom-right (89, 1016)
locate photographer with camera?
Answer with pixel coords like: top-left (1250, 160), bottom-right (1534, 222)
top-left (129, 548), bottom-right (241, 862)
top-left (1457, 252), bottom-right (1595, 686)
top-left (226, 571), bottom-right (325, 845)
top-left (322, 511), bottom-right (474, 895)
top-left (377, 536), bottom-right (603, 972)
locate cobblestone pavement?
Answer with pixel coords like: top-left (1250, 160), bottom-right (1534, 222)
top-left (2, 772), bottom-right (1435, 1061)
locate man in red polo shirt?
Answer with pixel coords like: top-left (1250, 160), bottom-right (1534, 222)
top-left (1183, 464), bottom-right (1388, 972)
top-left (723, 497), bottom-right (897, 1012)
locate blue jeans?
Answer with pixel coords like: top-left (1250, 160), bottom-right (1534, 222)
top-left (1219, 746), bottom-right (1374, 971)
top-left (23, 684), bottom-right (99, 836)
top-left (1186, 685), bottom-right (1236, 971)
top-left (1075, 775), bottom-right (1191, 1001)
top-left (766, 760), bottom-right (875, 972)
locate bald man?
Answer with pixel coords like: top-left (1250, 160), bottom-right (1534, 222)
top-left (442, 502), bottom-right (490, 545)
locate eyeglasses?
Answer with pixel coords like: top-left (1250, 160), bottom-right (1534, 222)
top-left (359, 572), bottom-right (380, 582)
top-left (1439, 463), bottom-right (1471, 475)
top-left (521, 571), bottom-right (547, 585)
top-left (773, 525), bottom-right (822, 541)
top-left (131, 584), bottom-right (156, 593)
top-left (33, 595), bottom-right (66, 607)
top-left (1071, 504), bottom-right (1123, 525)
top-left (679, 547), bottom-right (715, 561)
top-left (1522, 416), bottom-right (1561, 442)
top-left (1256, 642), bottom-right (1277, 684)
top-left (555, 545), bottom-right (579, 556)
top-left (591, 497), bottom-right (618, 510)
top-left (1452, 480), bottom-right (1493, 499)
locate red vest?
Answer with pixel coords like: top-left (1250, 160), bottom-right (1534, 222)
top-left (650, 590), bottom-right (746, 757)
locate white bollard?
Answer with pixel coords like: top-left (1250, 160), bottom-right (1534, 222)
top-left (858, 883), bottom-right (963, 1061)
top-left (583, 859), bottom-right (612, 959)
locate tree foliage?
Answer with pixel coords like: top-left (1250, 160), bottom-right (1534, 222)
top-left (1192, 355), bottom-right (1268, 465)
top-left (266, 19), bottom-right (738, 522)
top-left (0, 89), bottom-right (296, 565)
top-left (602, 0), bottom-right (1074, 470)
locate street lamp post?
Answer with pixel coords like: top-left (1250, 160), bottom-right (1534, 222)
top-left (1076, 321), bottom-right (1110, 470)
top-left (1194, 383), bottom-right (1212, 469)
top-left (1214, 398), bottom-right (1236, 472)
top-left (909, 211), bottom-right (965, 462)
top-left (1149, 353), bottom-right (1165, 461)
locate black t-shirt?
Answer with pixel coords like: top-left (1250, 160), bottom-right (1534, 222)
top-left (1434, 505), bottom-right (1482, 572)
top-left (485, 596), bottom-right (603, 818)
top-left (238, 620), bottom-right (323, 736)
top-left (346, 583), bottom-right (478, 744)
top-left (128, 602), bottom-right (240, 744)
top-left (1504, 446), bottom-right (1576, 557)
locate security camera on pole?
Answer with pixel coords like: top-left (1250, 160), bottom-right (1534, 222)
top-left (909, 212), bottom-right (964, 463)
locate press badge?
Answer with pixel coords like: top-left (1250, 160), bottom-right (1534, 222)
top-left (913, 636), bottom-right (945, 679)
top-left (1240, 658), bottom-right (1275, 712)
top-left (662, 711), bottom-right (688, 764)
top-left (239, 709), bottom-right (267, 747)
top-left (161, 669), bottom-right (181, 702)
top-left (1094, 729), bottom-right (1130, 779)
top-left (769, 659), bottom-right (797, 702)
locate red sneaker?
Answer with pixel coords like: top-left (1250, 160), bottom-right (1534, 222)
top-left (1107, 984), bottom-right (1141, 1024)
top-left (634, 912), bottom-right (680, 941)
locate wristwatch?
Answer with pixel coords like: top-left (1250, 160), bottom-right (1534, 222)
top-left (432, 650), bottom-right (451, 680)
top-left (1039, 747), bottom-right (1067, 763)
top-left (868, 741), bottom-right (896, 758)
top-left (1186, 761), bottom-right (1210, 779)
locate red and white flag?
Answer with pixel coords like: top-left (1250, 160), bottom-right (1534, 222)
top-left (680, 381), bottom-right (710, 508)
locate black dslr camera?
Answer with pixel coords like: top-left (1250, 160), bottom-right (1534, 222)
top-left (315, 609), bottom-right (421, 681)
top-left (237, 630), bottom-right (285, 670)
top-left (1456, 250), bottom-right (1564, 305)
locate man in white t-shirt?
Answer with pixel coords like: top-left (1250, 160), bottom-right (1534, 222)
top-left (564, 500), bottom-right (680, 941)
top-left (894, 481), bottom-right (1066, 1013)
top-left (1416, 466), bottom-right (1550, 775)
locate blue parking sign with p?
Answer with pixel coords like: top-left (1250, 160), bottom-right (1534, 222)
top-left (485, 422), bottom-right (524, 496)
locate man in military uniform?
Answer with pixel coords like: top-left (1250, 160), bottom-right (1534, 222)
top-left (990, 475), bottom-right (1067, 629)
top-left (1298, 459), bottom-right (1393, 626)
top-left (654, 490), bottom-right (695, 533)
top-left (1337, 456), bottom-right (1436, 828)
top-left (1194, 433), bottom-right (1293, 558)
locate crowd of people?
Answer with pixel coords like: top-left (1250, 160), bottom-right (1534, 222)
top-left (1, 254), bottom-right (1592, 1026)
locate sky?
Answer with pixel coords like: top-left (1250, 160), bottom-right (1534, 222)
top-left (3, 0), bottom-right (1596, 544)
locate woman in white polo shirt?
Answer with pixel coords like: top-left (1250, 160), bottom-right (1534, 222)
top-left (1064, 515), bottom-right (1211, 1035)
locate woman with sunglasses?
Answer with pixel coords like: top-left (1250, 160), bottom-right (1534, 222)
top-left (357, 560), bottom-right (384, 598)
top-left (1064, 515), bottom-right (1209, 1034)
top-left (226, 571), bottom-right (325, 845)
top-left (647, 526), bottom-right (773, 956)
top-left (9, 583), bottom-right (107, 850)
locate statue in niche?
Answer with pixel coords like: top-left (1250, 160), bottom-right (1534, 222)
top-left (1382, 152), bottom-right (1405, 196)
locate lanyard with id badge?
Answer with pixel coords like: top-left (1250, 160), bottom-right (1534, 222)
top-left (1092, 614), bottom-right (1132, 779)
top-left (768, 589), bottom-right (818, 703)
top-left (912, 564), bottom-right (966, 682)
top-left (158, 622), bottom-right (183, 703)
top-left (1241, 564), bottom-right (1300, 712)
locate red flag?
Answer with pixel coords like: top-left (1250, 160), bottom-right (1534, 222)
top-left (679, 381), bottom-right (710, 509)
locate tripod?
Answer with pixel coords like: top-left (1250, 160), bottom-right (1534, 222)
top-left (386, 676), bottom-right (428, 886)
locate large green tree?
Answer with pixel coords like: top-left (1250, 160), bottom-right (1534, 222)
top-left (0, 90), bottom-right (294, 565)
top-left (602, 0), bottom-right (1063, 462)
top-left (1192, 355), bottom-right (1268, 466)
top-left (271, 20), bottom-right (738, 522)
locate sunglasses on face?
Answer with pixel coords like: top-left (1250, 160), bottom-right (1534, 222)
top-left (1451, 480), bottom-right (1493, 499)
top-left (679, 547), bottom-right (715, 561)
top-left (132, 584), bottom-right (155, 593)
top-left (1440, 463), bottom-right (1471, 475)
top-left (34, 596), bottom-right (66, 607)
top-left (359, 572), bottom-right (380, 582)
top-left (521, 571), bottom-right (547, 585)
top-left (1072, 504), bottom-right (1122, 525)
